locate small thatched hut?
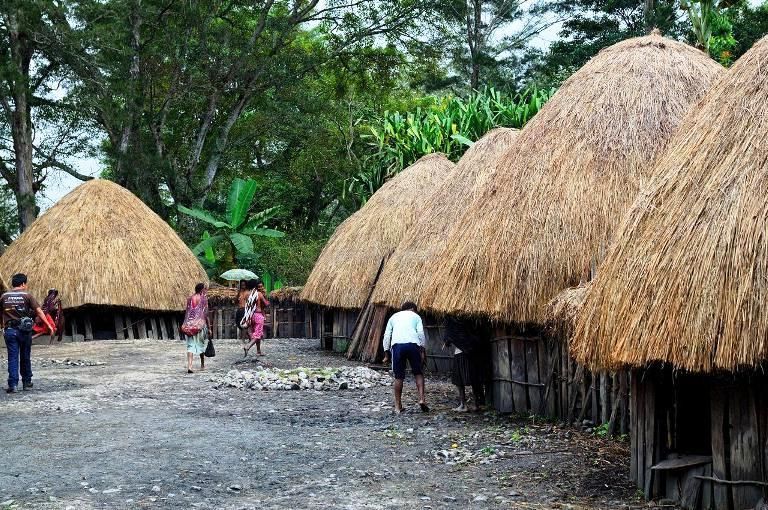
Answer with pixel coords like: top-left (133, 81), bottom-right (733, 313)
top-left (0, 179), bottom-right (208, 340)
top-left (572, 35), bottom-right (768, 510)
top-left (301, 153), bottom-right (454, 352)
top-left (368, 128), bottom-right (519, 372)
top-left (269, 286), bottom-right (307, 338)
top-left (417, 32), bottom-right (722, 416)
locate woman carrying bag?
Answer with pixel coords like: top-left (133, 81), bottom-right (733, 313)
top-left (181, 283), bottom-right (213, 373)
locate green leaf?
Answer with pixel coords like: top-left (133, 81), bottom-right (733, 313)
top-left (242, 206), bottom-right (281, 231)
top-left (451, 133), bottom-right (474, 147)
top-left (202, 231), bottom-right (216, 264)
top-left (229, 233), bottom-right (254, 255)
top-left (227, 178), bottom-right (258, 229)
top-left (243, 227), bottom-right (285, 238)
top-left (191, 234), bottom-right (225, 255)
top-left (178, 205), bottom-right (230, 229)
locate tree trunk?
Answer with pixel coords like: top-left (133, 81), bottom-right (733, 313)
top-left (469, 0), bottom-right (482, 90)
top-left (7, 10), bottom-right (36, 231)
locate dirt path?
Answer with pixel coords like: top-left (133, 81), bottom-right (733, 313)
top-left (0, 338), bottom-right (642, 509)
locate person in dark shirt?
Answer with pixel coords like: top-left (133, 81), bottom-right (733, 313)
top-left (1, 273), bottom-right (55, 393)
top-left (444, 316), bottom-right (488, 412)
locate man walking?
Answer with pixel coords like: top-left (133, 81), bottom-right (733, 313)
top-left (2, 273), bottom-right (55, 393)
top-left (383, 301), bottom-right (428, 413)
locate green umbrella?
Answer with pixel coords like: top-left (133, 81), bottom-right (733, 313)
top-left (220, 269), bottom-right (258, 281)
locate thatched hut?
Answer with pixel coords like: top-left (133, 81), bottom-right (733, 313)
top-left (417, 32), bottom-right (723, 416)
top-left (0, 179), bottom-right (208, 340)
top-left (269, 286), bottom-right (307, 338)
top-left (572, 35), bottom-right (768, 510)
top-left (368, 128), bottom-right (519, 372)
top-left (301, 153), bottom-right (454, 352)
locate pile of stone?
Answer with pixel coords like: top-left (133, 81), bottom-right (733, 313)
top-left (211, 366), bottom-right (392, 391)
top-left (42, 358), bottom-right (106, 367)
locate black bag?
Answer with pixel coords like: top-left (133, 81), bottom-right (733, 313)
top-left (204, 339), bottom-right (216, 358)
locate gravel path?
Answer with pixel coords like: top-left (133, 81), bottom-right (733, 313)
top-left (0, 338), bottom-right (643, 509)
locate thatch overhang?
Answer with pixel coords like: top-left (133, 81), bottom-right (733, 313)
top-left (301, 153), bottom-right (454, 309)
top-left (419, 32), bottom-right (723, 323)
top-left (572, 35), bottom-right (768, 373)
top-left (544, 284), bottom-right (589, 337)
top-left (371, 128), bottom-right (519, 308)
top-left (270, 286), bottom-right (303, 303)
top-left (0, 179), bottom-right (208, 312)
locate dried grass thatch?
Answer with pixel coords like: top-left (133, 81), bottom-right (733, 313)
top-left (572, 35), bottom-right (768, 373)
top-left (207, 285), bottom-right (238, 306)
top-left (0, 179), bottom-right (208, 311)
top-left (301, 153), bottom-right (454, 309)
top-left (371, 128), bottom-right (519, 308)
top-left (544, 284), bottom-right (589, 337)
top-left (270, 286), bottom-right (303, 304)
top-left (420, 32), bottom-right (723, 323)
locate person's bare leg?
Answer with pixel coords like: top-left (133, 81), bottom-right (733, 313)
top-left (454, 385), bottom-right (468, 412)
top-left (393, 378), bottom-right (404, 413)
top-left (200, 353), bottom-right (205, 370)
top-left (415, 374), bottom-right (426, 404)
top-left (256, 338), bottom-right (263, 355)
top-left (187, 352), bottom-right (194, 372)
top-left (244, 338), bottom-right (257, 355)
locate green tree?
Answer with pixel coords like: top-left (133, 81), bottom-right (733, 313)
top-left (178, 178), bottom-right (284, 271)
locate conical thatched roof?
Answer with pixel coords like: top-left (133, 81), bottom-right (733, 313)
top-left (572, 35), bottom-right (768, 374)
top-left (301, 153), bottom-right (454, 309)
top-left (0, 179), bottom-right (208, 311)
top-left (371, 128), bottom-right (519, 308)
top-left (419, 32), bottom-right (723, 323)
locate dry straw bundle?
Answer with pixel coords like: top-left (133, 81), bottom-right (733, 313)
top-left (371, 128), bottom-right (519, 308)
top-left (0, 179), bottom-right (208, 311)
top-left (573, 35), bottom-right (768, 373)
top-left (544, 284), bottom-right (589, 337)
top-left (419, 32), bottom-right (723, 323)
top-left (301, 153), bottom-right (454, 309)
top-left (269, 286), bottom-right (303, 303)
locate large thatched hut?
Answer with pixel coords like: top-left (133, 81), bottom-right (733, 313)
top-left (572, 35), bottom-right (768, 510)
top-left (417, 32), bottom-right (723, 416)
top-left (369, 128), bottom-right (519, 372)
top-left (0, 179), bottom-right (208, 340)
top-left (301, 153), bottom-right (454, 352)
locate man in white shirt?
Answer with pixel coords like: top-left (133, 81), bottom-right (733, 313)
top-left (382, 301), bottom-right (428, 413)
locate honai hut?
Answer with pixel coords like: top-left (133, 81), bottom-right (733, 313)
top-left (269, 286), bottom-right (307, 338)
top-left (572, 35), bottom-right (768, 510)
top-left (0, 179), bottom-right (208, 340)
top-left (369, 128), bottom-right (519, 372)
top-left (419, 32), bottom-right (723, 416)
top-left (301, 153), bottom-right (453, 354)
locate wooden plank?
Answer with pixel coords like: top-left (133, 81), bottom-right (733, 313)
top-left (124, 315), bottom-right (134, 340)
top-left (509, 335), bottom-right (528, 412)
top-left (114, 315), bottom-right (125, 340)
top-left (620, 371), bottom-right (629, 436)
top-left (630, 373), bottom-right (643, 489)
top-left (72, 317), bottom-right (79, 339)
top-left (644, 377), bottom-right (659, 499)
top-left (710, 385), bottom-right (730, 510)
top-left (680, 466), bottom-right (706, 510)
top-left (525, 337), bottom-right (542, 414)
top-left (159, 316), bottom-right (168, 340)
top-left (83, 316), bottom-right (93, 341)
top-left (560, 340), bottom-right (568, 420)
top-left (600, 372), bottom-right (609, 424)
top-left (137, 318), bottom-right (147, 339)
top-left (591, 369), bottom-right (599, 424)
top-left (493, 330), bottom-right (513, 413)
top-left (729, 385), bottom-right (762, 510)
top-left (148, 317), bottom-right (158, 339)
top-left (541, 338), bottom-right (557, 418)
top-left (652, 455), bottom-right (713, 470)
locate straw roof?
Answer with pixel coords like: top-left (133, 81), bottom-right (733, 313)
top-left (371, 128), bottom-right (519, 308)
top-left (0, 179), bottom-right (208, 311)
top-left (301, 153), bottom-right (454, 309)
top-left (544, 285), bottom-right (589, 337)
top-left (419, 32), bottom-right (723, 323)
top-left (572, 35), bottom-right (768, 373)
top-left (270, 286), bottom-right (303, 303)
top-left (207, 285), bottom-right (238, 306)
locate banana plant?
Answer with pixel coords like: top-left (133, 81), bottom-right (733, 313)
top-left (178, 178), bottom-right (284, 269)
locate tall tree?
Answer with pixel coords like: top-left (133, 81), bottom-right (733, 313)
top-left (0, 1), bottom-right (92, 231)
top-left (68, 0), bottom-right (430, 218)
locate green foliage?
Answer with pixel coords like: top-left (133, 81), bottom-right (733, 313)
top-left (253, 235), bottom-right (327, 286)
top-left (345, 87), bottom-right (554, 205)
top-left (178, 178), bottom-right (284, 273)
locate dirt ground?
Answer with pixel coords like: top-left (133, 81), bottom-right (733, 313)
top-left (0, 337), bottom-right (648, 510)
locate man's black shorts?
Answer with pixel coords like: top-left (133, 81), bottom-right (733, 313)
top-left (391, 342), bottom-right (423, 379)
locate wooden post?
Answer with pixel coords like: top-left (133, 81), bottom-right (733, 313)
top-left (124, 315), bottom-right (134, 340)
top-left (137, 318), bottom-right (148, 339)
top-left (525, 338), bottom-right (542, 414)
top-left (600, 372), bottom-right (609, 424)
top-left (217, 309), bottom-right (223, 339)
top-left (114, 315), bottom-right (125, 340)
top-left (83, 316), bottom-right (93, 341)
top-left (148, 317), bottom-right (158, 339)
top-left (72, 317), bottom-right (79, 341)
top-left (158, 316), bottom-right (168, 340)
